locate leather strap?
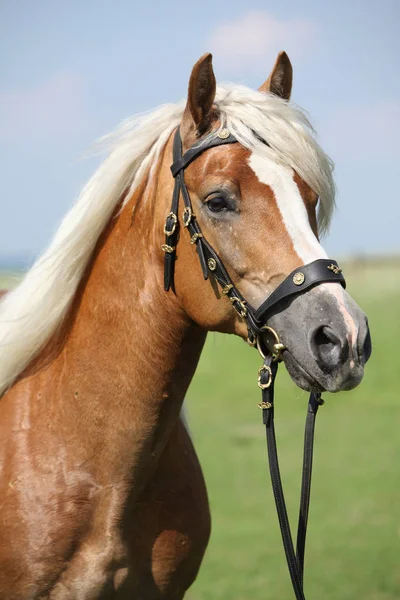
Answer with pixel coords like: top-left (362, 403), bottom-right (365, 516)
top-left (255, 259), bottom-right (345, 323)
top-left (259, 358), bottom-right (322, 599)
top-left (170, 130), bottom-right (238, 177)
top-left (296, 393), bottom-right (323, 586)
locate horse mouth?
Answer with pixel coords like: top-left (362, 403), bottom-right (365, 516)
top-left (280, 347), bottom-right (365, 394)
top-left (281, 350), bottom-right (326, 392)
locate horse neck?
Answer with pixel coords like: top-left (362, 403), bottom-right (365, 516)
top-left (22, 142), bottom-right (206, 481)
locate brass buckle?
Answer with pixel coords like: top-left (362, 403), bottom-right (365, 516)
top-left (256, 325), bottom-right (286, 362)
top-left (258, 364), bottom-right (273, 390)
top-left (163, 212), bottom-right (178, 236)
top-left (229, 296), bottom-right (247, 318)
top-left (183, 207), bottom-right (193, 227)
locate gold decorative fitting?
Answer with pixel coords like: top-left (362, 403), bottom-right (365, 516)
top-left (217, 128), bottom-right (230, 139)
top-left (161, 244), bottom-right (175, 254)
top-left (163, 212), bottom-right (178, 236)
top-left (293, 272), bottom-right (305, 286)
top-left (256, 325), bottom-right (286, 362)
top-left (229, 296), bottom-right (248, 318)
top-left (222, 283), bottom-right (234, 295)
top-left (258, 364), bottom-right (273, 390)
top-left (273, 343), bottom-right (286, 357)
top-left (208, 258), bottom-right (217, 271)
top-left (327, 263), bottom-right (342, 275)
top-left (183, 207), bottom-right (193, 227)
top-left (190, 233), bottom-right (203, 245)
top-left (258, 401), bottom-right (273, 410)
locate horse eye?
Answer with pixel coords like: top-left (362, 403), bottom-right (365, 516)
top-left (206, 197), bottom-right (228, 213)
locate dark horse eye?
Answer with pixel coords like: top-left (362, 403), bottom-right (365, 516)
top-left (206, 197), bottom-right (228, 213)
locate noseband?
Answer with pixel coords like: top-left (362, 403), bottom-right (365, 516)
top-left (162, 127), bottom-right (346, 600)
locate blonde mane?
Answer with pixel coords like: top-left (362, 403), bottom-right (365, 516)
top-left (0, 84), bottom-right (335, 395)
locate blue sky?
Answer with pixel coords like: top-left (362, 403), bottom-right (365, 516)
top-left (1, 0), bottom-right (399, 265)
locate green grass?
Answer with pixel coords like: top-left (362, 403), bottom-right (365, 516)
top-left (1, 260), bottom-right (399, 599)
top-left (185, 259), bottom-right (400, 600)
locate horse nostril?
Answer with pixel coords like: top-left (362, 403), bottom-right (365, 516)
top-left (310, 325), bottom-right (345, 372)
top-left (359, 321), bottom-right (372, 364)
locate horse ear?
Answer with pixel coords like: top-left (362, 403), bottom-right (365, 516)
top-left (258, 51), bottom-right (293, 100)
top-left (181, 53), bottom-right (216, 139)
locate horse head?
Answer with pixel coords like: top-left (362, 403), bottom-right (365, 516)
top-left (163, 53), bottom-right (371, 393)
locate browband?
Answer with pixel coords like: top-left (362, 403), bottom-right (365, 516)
top-left (170, 131), bottom-right (238, 177)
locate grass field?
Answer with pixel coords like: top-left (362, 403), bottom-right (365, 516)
top-left (1, 260), bottom-right (399, 599)
top-left (185, 259), bottom-right (400, 600)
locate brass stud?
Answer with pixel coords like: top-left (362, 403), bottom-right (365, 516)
top-left (217, 128), bottom-right (230, 139)
top-left (208, 258), bottom-right (217, 271)
top-left (222, 283), bottom-right (234, 295)
top-left (293, 272), bottom-right (305, 285)
top-left (258, 401), bottom-right (273, 409)
top-left (161, 244), bottom-right (175, 254)
top-left (327, 263), bottom-right (342, 275)
top-left (190, 233), bottom-right (203, 245)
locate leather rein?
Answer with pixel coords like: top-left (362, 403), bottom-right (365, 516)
top-left (162, 126), bottom-right (346, 599)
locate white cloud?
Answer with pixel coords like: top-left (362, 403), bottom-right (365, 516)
top-left (321, 101), bottom-right (400, 161)
top-left (0, 73), bottom-right (91, 146)
top-left (207, 11), bottom-right (318, 75)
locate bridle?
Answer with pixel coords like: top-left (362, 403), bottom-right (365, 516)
top-left (162, 126), bottom-right (346, 599)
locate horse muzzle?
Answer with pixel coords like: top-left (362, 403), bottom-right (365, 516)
top-left (266, 285), bottom-right (372, 393)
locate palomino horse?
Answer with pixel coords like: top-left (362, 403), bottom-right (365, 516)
top-left (0, 52), bottom-right (370, 599)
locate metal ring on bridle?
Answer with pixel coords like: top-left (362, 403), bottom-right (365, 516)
top-left (256, 325), bottom-right (286, 362)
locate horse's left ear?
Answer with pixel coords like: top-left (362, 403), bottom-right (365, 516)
top-left (258, 51), bottom-right (293, 100)
top-left (181, 53), bottom-right (216, 140)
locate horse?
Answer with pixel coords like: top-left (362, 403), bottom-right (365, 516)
top-left (0, 52), bottom-right (371, 599)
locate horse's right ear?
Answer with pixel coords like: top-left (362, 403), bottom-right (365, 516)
top-left (181, 53), bottom-right (216, 142)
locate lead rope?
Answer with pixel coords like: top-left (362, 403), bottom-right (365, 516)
top-left (296, 392), bottom-right (323, 586)
top-left (259, 354), bottom-right (323, 599)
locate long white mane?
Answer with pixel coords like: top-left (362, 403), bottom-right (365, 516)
top-left (0, 84), bottom-right (335, 395)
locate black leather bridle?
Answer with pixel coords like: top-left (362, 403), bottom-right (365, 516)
top-left (162, 126), bottom-right (346, 599)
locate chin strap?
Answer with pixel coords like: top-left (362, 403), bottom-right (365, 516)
top-left (258, 354), bottom-right (323, 599)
